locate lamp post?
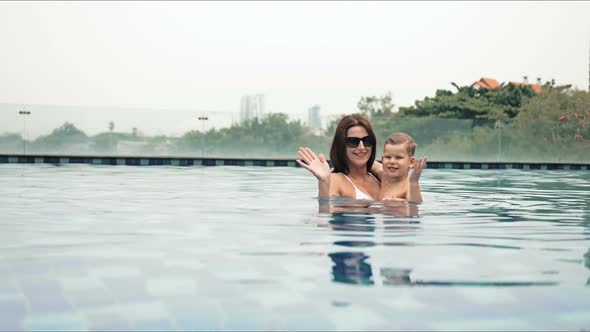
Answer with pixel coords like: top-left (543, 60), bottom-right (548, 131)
top-left (19, 110), bottom-right (31, 154)
top-left (197, 116), bottom-right (208, 158)
top-left (495, 120), bottom-right (503, 162)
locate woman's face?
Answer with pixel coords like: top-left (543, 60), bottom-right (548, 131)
top-left (345, 125), bottom-right (372, 169)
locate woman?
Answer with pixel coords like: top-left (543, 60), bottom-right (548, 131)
top-left (297, 113), bottom-right (382, 199)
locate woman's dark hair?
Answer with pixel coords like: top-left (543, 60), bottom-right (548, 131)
top-left (329, 114), bottom-right (377, 174)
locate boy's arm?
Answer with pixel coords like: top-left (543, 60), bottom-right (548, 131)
top-left (408, 157), bottom-right (427, 204)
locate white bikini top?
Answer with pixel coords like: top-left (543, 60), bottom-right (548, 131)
top-left (342, 174), bottom-right (377, 200)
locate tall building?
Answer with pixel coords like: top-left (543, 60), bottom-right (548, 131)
top-left (240, 94), bottom-right (266, 124)
top-left (307, 104), bottom-right (322, 130)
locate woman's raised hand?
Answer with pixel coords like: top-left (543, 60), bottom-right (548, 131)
top-left (296, 147), bottom-right (332, 181)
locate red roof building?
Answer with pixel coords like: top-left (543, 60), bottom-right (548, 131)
top-left (471, 77), bottom-right (501, 90)
top-left (471, 77), bottom-right (542, 93)
top-left (509, 81), bottom-right (543, 93)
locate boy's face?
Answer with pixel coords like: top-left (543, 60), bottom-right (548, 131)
top-left (381, 143), bottom-right (416, 178)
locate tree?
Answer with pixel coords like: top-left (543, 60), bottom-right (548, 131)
top-left (357, 91), bottom-right (395, 119)
top-left (398, 82), bottom-right (537, 120)
top-left (32, 122), bottom-right (89, 152)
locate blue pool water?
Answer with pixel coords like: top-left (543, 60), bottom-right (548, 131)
top-left (1, 164), bottom-right (589, 330)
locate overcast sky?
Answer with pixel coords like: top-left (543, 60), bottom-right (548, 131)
top-left (1, 1), bottom-right (589, 138)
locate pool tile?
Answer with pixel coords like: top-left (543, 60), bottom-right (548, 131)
top-left (0, 320), bottom-right (24, 331)
top-left (89, 266), bottom-right (140, 278)
top-left (273, 160), bottom-right (288, 167)
top-left (132, 318), bottom-right (175, 330)
top-left (67, 287), bottom-right (116, 309)
top-left (163, 296), bottom-right (224, 329)
top-left (0, 278), bottom-right (20, 297)
top-left (430, 317), bottom-right (532, 331)
top-left (223, 159), bottom-right (245, 166)
top-left (326, 304), bottom-right (390, 330)
top-left (219, 300), bottom-right (268, 330)
top-left (51, 258), bottom-right (89, 276)
top-left (0, 297), bottom-right (27, 321)
top-left (18, 156), bottom-right (34, 163)
top-left (102, 276), bottom-right (151, 303)
top-left (87, 312), bottom-right (131, 331)
top-left (125, 158), bottom-right (140, 166)
top-left (145, 276), bottom-right (197, 297)
top-left (23, 313), bottom-right (87, 331)
top-left (60, 276), bottom-right (105, 292)
top-left (282, 313), bottom-right (336, 330)
top-left (148, 158), bottom-right (164, 166)
top-left (20, 278), bottom-right (73, 314)
top-left (11, 261), bottom-right (52, 276)
top-left (28, 292), bottom-right (73, 315)
top-left (102, 158), bottom-right (116, 165)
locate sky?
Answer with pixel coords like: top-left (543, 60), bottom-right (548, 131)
top-left (1, 1), bottom-right (589, 138)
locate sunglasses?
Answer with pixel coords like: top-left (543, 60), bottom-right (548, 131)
top-left (345, 136), bottom-right (373, 148)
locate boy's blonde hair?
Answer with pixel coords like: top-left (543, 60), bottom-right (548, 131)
top-left (384, 132), bottom-right (416, 157)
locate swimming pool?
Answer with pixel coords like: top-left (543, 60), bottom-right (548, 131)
top-left (1, 164), bottom-right (589, 330)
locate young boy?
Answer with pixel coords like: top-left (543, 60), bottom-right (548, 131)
top-left (374, 132), bottom-right (427, 203)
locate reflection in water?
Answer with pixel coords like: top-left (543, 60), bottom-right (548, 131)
top-left (322, 204), bottom-right (561, 287)
top-left (585, 249), bottom-right (590, 285)
top-left (319, 197), bottom-right (420, 218)
top-left (328, 212), bottom-right (377, 232)
top-left (379, 268), bottom-right (558, 287)
top-left (317, 198), bottom-right (421, 233)
top-left (328, 252), bottom-right (374, 286)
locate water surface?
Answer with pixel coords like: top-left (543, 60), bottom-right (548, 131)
top-left (1, 164), bottom-right (589, 330)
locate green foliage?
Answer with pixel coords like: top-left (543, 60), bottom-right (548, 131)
top-left (504, 87), bottom-right (590, 162)
top-left (357, 92), bottom-right (395, 119)
top-left (32, 122), bottom-right (90, 152)
top-left (0, 133), bottom-right (24, 153)
top-left (1, 82), bottom-right (588, 163)
top-left (355, 83), bottom-right (590, 162)
top-left (398, 83), bottom-right (537, 120)
top-left (91, 131), bottom-right (148, 153)
top-left (177, 113), bottom-right (330, 158)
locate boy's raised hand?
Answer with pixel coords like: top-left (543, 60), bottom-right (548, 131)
top-left (410, 156), bottom-right (428, 184)
top-left (296, 147), bottom-right (333, 181)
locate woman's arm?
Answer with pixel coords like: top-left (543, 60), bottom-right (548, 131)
top-left (296, 147), bottom-right (333, 198)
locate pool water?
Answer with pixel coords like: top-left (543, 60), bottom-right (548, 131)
top-left (1, 164), bottom-right (589, 330)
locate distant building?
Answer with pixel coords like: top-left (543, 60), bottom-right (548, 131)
top-left (240, 94), bottom-right (266, 124)
top-left (471, 76), bottom-right (542, 93)
top-left (307, 104), bottom-right (322, 130)
top-left (509, 77), bottom-right (543, 93)
top-left (471, 77), bottom-right (501, 90)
